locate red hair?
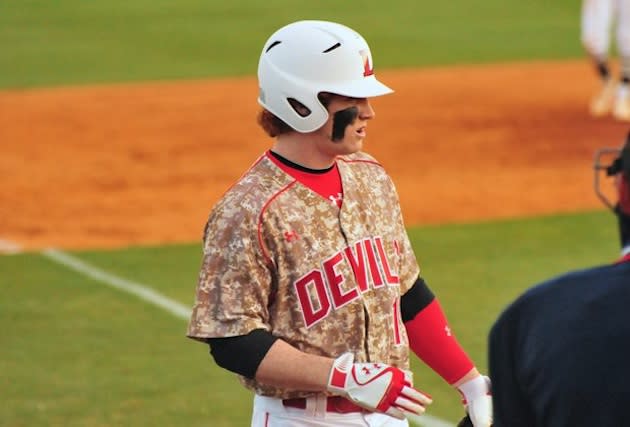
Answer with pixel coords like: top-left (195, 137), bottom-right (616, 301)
top-left (256, 93), bottom-right (334, 137)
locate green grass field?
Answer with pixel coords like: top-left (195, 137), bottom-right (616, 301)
top-left (1, 1), bottom-right (610, 425)
top-left (1, 0), bottom-right (582, 88)
top-left (2, 211), bottom-right (619, 426)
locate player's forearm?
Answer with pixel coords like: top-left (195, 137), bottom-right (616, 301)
top-left (451, 367), bottom-right (481, 387)
top-left (255, 339), bottom-right (334, 391)
top-left (404, 298), bottom-right (475, 385)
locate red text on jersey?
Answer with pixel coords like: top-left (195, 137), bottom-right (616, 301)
top-left (294, 236), bottom-right (400, 328)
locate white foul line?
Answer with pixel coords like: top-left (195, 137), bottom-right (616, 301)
top-left (39, 247), bottom-right (454, 427)
top-left (41, 248), bottom-right (192, 320)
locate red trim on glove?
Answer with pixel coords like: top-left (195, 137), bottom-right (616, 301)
top-left (329, 366), bottom-right (347, 389)
top-left (404, 299), bottom-right (474, 385)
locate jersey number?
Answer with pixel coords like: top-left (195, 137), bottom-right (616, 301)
top-left (392, 299), bottom-right (403, 346)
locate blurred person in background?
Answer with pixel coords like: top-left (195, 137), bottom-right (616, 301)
top-left (581, 0), bottom-right (630, 121)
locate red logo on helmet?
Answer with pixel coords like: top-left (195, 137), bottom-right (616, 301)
top-left (360, 50), bottom-right (374, 77)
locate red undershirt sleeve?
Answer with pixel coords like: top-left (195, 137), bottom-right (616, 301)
top-left (404, 298), bottom-right (474, 385)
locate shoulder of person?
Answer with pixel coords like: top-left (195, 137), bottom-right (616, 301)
top-left (211, 155), bottom-right (296, 212)
top-left (527, 262), bottom-right (616, 297)
top-left (338, 151), bottom-right (383, 166)
top-left (500, 262), bottom-right (613, 319)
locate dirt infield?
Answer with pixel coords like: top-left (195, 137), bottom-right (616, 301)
top-left (1, 59), bottom-right (629, 251)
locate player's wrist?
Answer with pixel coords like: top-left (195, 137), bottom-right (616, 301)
top-left (452, 368), bottom-right (481, 388)
top-left (326, 352), bottom-right (354, 395)
top-left (456, 374), bottom-right (489, 403)
top-left (456, 375), bottom-right (493, 427)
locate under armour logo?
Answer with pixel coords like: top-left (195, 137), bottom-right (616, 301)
top-left (361, 363), bottom-right (382, 376)
top-left (445, 326), bottom-right (452, 336)
top-left (284, 230), bottom-right (299, 242)
top-left (329, 192), bottom-right (343, 207)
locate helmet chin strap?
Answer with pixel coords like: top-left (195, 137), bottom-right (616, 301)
top-left (331, 106), bottom-right (358, 142)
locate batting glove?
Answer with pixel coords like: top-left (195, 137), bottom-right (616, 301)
top-left (326, 352), bottom-right (433, 420)
top-left (456, 375), bottom-right (493, 427)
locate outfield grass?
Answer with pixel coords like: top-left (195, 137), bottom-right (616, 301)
top-left (1, 210), bottom-right (618, 426)
top-left (0, 0), bottom-right (582, 89)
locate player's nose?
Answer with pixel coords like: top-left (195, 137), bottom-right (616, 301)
top-left (358, 99), bottom-right (375, 120)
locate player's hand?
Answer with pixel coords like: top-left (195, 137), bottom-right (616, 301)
top-left (456, 375), bottom-right (493, 426)
top-left (326, 352), bottom-right (432, 419)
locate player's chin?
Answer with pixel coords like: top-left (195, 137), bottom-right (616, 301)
top-left (341, 138), bottom-right (364, 154)
top-left (332, 130), bottom-right (365, 153)
top-left (347, 131), bottom-right (366, 149)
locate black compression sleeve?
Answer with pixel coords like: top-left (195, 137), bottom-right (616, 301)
top-left (206, 329), bottom-right (279, 379)
top-left (400, 277), bottom-right (435, 322)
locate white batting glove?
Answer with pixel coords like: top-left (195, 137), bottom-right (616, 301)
top-left (457, 375), bottom-right (493, 427)
top-left (326, 352), bottom-right (433, 420)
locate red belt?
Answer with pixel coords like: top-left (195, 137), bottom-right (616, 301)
top-left (282, 396), bottom-right (367, 414)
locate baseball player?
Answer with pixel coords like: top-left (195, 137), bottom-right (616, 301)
top-left (187, 20), bottom-right (492, 427)
top-left (581, 0), bottom-right (630, 121)
top-left (488, 134), bottom-right (630, 426)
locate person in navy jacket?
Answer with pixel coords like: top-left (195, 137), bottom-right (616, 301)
top-left (488, 134), bottom-right (630, 427)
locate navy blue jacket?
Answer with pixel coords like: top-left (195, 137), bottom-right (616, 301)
top-left (489, 256), bottom-right (630, 427)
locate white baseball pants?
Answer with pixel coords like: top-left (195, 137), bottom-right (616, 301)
top-left (251, 394), bottom-right (410, 427)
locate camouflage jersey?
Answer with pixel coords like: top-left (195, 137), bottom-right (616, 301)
top-left (187, 151), bottom-right (420, 399)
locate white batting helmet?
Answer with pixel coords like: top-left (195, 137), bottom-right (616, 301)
top-left (257, 20), bottom-right (393, 133)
